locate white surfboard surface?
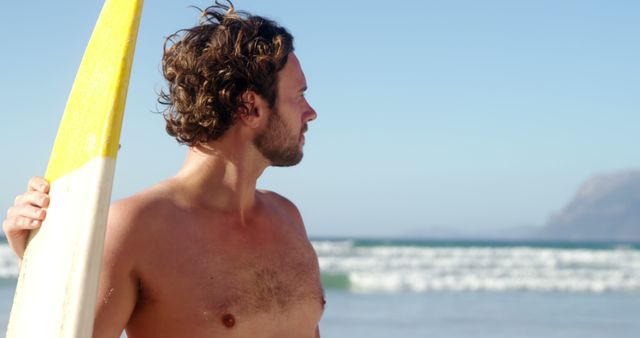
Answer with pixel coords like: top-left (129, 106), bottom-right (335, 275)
top-left (6, 0), bottom-right (144, 337)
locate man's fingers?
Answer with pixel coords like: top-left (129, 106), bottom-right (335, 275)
top-left (18, 191), bottom-right (50, 208)
top-left (13, 191), bottom-right (50, 210)
top-left (14, 217), bottom-right (41, 229)
top-left (4, 204), bottom-right (46, 229)
top-left (27, 176), bottom-right (49, 193)
top-left (17, 205), bottom-right (47, 221)
top-left (3, 213), bottom-right (42, 231)
top-left (2, 219), bottom-right (33, 239)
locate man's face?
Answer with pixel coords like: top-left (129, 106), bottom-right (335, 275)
top-left (254, 53), bottom-right (316, 167)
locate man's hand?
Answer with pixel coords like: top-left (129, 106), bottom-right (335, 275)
top-left (2, 176), bottom-right (50, 260)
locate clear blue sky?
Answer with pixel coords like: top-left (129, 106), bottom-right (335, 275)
top-left (1, 0), bottom-right (638, 237)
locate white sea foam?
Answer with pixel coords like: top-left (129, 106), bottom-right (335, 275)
top-left (312, 241), bottom-right (640, 293)
top-left (4, 241), bottom-right (639, 294)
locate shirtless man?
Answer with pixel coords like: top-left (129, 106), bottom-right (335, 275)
top-left (2, 3), bottom-right (323, 338)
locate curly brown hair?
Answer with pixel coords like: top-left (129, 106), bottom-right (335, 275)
top-left (158, 1), bottom-right (294, 146)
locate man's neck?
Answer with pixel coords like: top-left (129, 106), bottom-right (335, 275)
top-left (174, 138), bottom-right (269, 216)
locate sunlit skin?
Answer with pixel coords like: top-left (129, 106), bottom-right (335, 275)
top-left (3, 53), bottom-right (322, 338)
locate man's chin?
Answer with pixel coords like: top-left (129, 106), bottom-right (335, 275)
top-left (270, 152), bottom-right (304, 167)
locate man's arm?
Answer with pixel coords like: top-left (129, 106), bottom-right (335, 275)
top-left (92, 201), bottom-right (140, 338)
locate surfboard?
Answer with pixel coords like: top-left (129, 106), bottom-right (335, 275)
top-left (6, 0), bottom-right (143, 337)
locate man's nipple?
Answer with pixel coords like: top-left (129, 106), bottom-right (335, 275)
top-left (222, 314), bottom-right (236, 328)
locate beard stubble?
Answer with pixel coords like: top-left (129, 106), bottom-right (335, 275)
top-left (253, 108), bottom-right (305, 167)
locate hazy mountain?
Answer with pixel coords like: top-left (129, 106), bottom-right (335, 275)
top-left (537, 170), bottom-right (640, 241)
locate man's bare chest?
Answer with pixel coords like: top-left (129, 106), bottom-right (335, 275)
top-left (203, 244), bottom-right (323, 316)
top-left (135, 226), bottom-right (323, 325)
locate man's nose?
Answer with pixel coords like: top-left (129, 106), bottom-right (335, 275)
top-left (305, 104), bottom-right (317, 122)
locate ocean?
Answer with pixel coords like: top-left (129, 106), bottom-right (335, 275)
top-left (1, 238), bottom-right (640, 337)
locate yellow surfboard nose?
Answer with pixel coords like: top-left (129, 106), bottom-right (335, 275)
top-left (46, 0), bottom-right (144, 183)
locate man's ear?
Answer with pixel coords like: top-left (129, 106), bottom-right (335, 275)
top-left (238, 90), bottom-right (267, 128)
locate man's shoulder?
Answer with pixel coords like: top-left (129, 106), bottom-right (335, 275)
top-left (258, 189), bottom-right (298, 210)
top-left (258, 189), bottom-right (304, 226)
top-left (108, 180), bottom-right (181, 230)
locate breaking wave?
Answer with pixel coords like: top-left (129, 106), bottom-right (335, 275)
top-left (314, 239), bottom-right (640, 293)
